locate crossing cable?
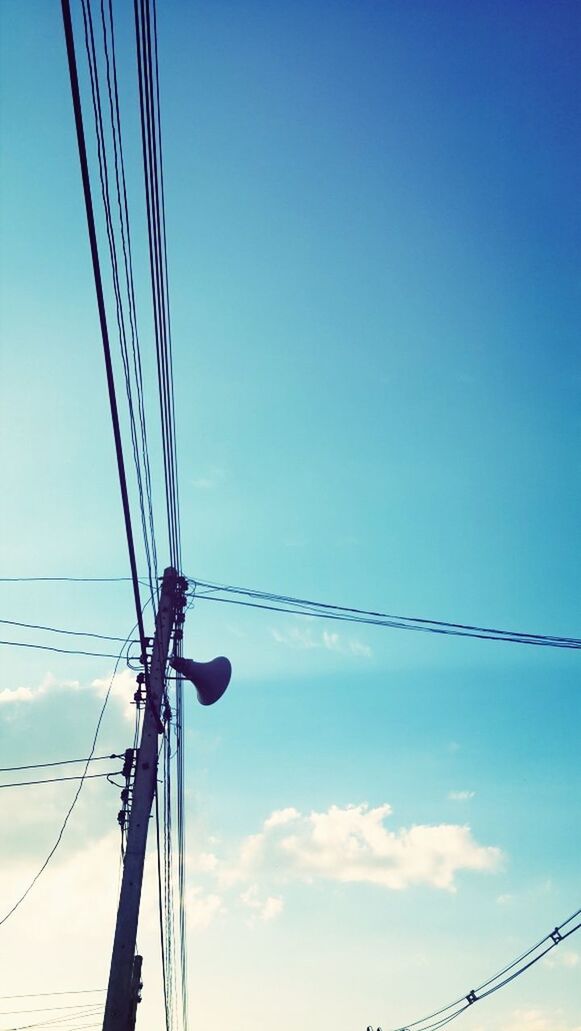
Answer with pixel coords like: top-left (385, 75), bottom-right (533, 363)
top-left (134, 0), bottom-right (181, 571)
top-left (0, 772), bottom-right (122, 790)
top-left (0, 617), bottom-right (129, 642)
top-left (79, 0), bottom-right (158, 612)
top-left (0, 626), bottom-right (136, 927)
top-left (4, 1007), bottom-right (104, 1031)
top-left (369, 907), bottom-right (581, 1031)
top-left (101, 0), bottom-right (159, 604)
top-left (0, 639), bottom-right (123, 659)
top-left (0, 995), bottom-right (104, 1003)
top-left (133, 2), bottom-right (186, 1026)
top-left (0, 755), bottom-right (123, 773)
top-left (190, 579), bottom-right (581, 650)
top-left (61, 0), bottom-right (146, 655)
top-left (0, 1006), bottom-right (103, 1016)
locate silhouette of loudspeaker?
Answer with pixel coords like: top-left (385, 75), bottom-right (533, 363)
top-left (169, 655), bottom-right (231, 706)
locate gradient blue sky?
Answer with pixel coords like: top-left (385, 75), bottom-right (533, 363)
top-left (0, 2), bottom-right (580, 1030)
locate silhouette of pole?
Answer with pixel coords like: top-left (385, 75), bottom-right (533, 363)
top-left (103, 567), bottom-right (182, 1031)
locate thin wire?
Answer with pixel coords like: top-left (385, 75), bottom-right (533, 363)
top-left (190, 580), bottom-right (581, 650)
top-left (103, 0), bottom-right (159, 607)
top-left (0, 994), bottom-right (104, 1002)
top-left (0, 577), bottom-right (133, 583)
top-left (0, 1006), bottom-right (104, 1016)
top-left (375, 907), bottom-right (581, 1031)
top-left (0, 772), bottom-right (122, 790)
top-left (0, 639), bottom-right (122, 659)
top-left (194, 579), bottom-right (581, 645)
top-left (0, 755), bottom-right (122, 773)
top-left (0, 618), bottom-right (129, 642)
top-left (0, 626), bottom-right (135, 927)
top-left (4, 1010), bottom-right (104, 1031)
top-left (61, 0), bottom-right (146, 655)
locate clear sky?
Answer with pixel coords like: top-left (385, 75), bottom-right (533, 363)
top-left (0, 2), bottom-right (580, 1030)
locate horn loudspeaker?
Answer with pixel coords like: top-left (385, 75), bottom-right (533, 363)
top-left (169, 655), bottom-right (231, 706)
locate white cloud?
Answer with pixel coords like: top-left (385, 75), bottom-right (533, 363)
top-left (448, 790), bottom-right (476, 801)
top-left (91, 667), bottom-right (138, 721)
top-left (496, 893), bottom-right (513, 905)
top-left (0, 684), bottom-right (37, 704)
top-left (222, 802), bottom-right (502, 894)
top-left (0, 672), bottom-right (77, 706)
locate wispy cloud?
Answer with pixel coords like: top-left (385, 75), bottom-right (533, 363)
top-left (271, 624), bottom-right (372, 658)
top-left (448, 790), bottom-right (475, 801)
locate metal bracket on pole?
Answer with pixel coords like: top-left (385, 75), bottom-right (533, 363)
top-left (128, 955), bottom-right (143, 1031)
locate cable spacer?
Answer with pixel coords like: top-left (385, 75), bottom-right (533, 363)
top-left (551, 928), bottom-right (563, 944)
top-left (466, 990), bottom-right (477, 1005)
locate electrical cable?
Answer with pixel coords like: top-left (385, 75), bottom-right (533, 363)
top-left (190, 578), bottom-right (581, 650)
top-left (80, 0), bottom-right (159, 613)
top-left (101, 0), bottom-right (159, 608)
top-left (371, 907), bottom-right (581, 1031)
top-left (3, 1009), bottom-right (104, 1031)
top-left (0, 639), bottom-right (123, 659)
top-left (0, 618), bottom-right (130, 642)
top-left (0, 995), bottom-right (104, 1003)
top-left (61, 0), bottom-right (147, 656)
top-left (0, 1006), bottom-right (104, 1016)
top-left (0, 755), bottom-right (123, 773)
top-left (0, 626), bottom-right (136, 927)
top-left (0, 577), bottom-right (133, 584)
top-left (0, 772), bottom-right (122, 790)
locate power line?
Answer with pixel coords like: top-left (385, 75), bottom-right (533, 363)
top-left (0, 639), bottom-right (122, 659)
top-left (0, 1005), bottom-right (105, 1016)
top-left (0, 755), bottom-right (122, 773)
top-left (370, 907), bottom-right (581, 1031)
top-left (0, 771), bottom-right (121, 790)
top-left (4, 1009), bottom-right (104, 1031)
top-left (0, 629), bottom-right (133, 927)
top-left (80, 0), bottom-right (159, 612)
top-left (0, 995), bottom-right (104, 1003)
top-left (0, 577), bottom-right (133, 583)
top-left (0, 993), bottom-right (104, 1002)
top-left (0, 618), bottom-right (130, 642)
top-left (190, 578), bottom-right (581, 650)
top-left (61, 0), bottom-right (146, 656)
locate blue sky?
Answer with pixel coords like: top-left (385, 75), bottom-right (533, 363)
top-left (0, 2), bottom-right (580, 1029)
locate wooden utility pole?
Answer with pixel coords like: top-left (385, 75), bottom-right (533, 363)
top-left (103, 566), bottom-right (184, 1031)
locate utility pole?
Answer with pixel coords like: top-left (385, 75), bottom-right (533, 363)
top-left (103, 566), bottom-right (186, 1031)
